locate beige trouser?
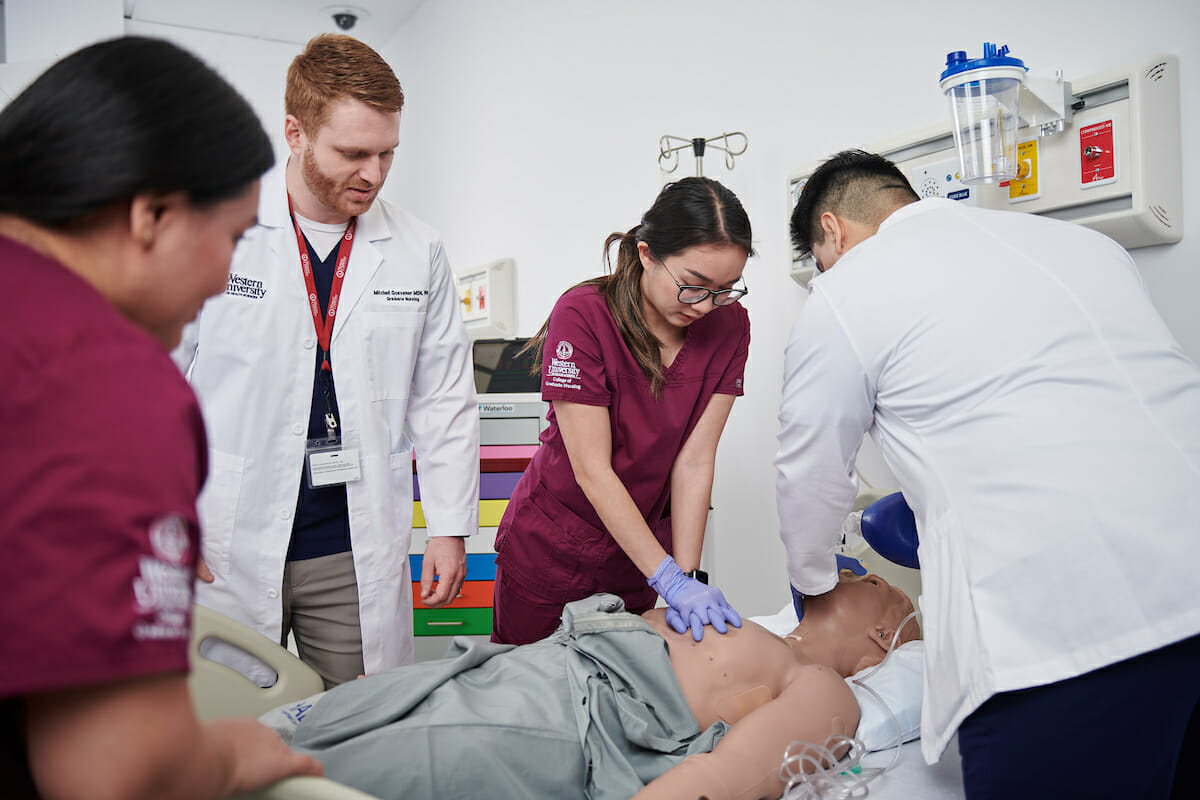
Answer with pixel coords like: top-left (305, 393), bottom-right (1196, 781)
top-left (281, 550), bottom-right (365, 689)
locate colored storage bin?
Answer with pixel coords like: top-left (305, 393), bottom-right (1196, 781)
top-left (412, 499), bottom-right (508, 529)
top-left (413, 444), bottom-right (538, 474)
top-left (410, 553), bottom-right (497, 581)
top-left (411, 580), bottom-right (495, 610)
top-left (412, 607), bottom-right (493, 636)
top-left (414, 472), bottom-right (523, 501)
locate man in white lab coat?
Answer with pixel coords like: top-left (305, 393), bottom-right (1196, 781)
top-left (776, 149), bottom-right (1200, 798)
top-left (174, 34), bottom-right (479, 688)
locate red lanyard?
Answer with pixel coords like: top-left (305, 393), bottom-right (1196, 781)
top-left (288, 195), bottom-right (357, 372)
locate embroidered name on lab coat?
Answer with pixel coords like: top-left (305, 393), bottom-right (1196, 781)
top-left (372, 288), bottom-right (429, 303)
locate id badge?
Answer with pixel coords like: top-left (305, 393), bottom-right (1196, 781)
top-left (306, 438), bottom-right (362, 488)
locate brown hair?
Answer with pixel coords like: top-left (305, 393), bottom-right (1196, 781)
top-left (524, 177), bottom-right (753, 398)
top-left (285, 34), bottom-right (404, 134)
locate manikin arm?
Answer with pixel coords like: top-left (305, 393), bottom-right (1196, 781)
top-left (633, 665), bottom-right (860, 800)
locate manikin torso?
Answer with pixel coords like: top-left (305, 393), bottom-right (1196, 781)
top-left (642, 609), bottom-right (860, 735)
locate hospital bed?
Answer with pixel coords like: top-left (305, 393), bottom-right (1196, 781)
top-left (188, 605), bottom-right (379, 800)
top-left (187, 489), bottom-right (964, 800)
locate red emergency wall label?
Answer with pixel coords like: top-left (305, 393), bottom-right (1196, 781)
top-left (1080, 120), bottom-right (1116, 187)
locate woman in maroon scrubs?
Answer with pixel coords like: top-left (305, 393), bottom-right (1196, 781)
top-left (493, 177), bottom-right (753, 645)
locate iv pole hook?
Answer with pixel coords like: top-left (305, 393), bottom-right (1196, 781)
top-left (659, 132), bottom-right (748, 176)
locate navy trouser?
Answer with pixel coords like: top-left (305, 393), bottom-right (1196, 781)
top-left (958, 632), bottom-right (1200, 799)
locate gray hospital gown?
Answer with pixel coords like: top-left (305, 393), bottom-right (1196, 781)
top-left (288, 594), bottom-right (727, 799)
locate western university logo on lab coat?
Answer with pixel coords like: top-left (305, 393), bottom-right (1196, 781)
top-left (225, 272), bottom-right (267, 300)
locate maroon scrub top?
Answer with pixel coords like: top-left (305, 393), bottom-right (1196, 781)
top-left (0, 236), bottom-right (205, 788)
top-left (495, 285), bottom-right (749, 613)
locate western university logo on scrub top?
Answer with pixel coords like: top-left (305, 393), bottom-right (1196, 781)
top-left (131, 515), bottom-right (193, 641)
top-left (225, 272), bottom-right (267, 300)
top-left (547, 339), bottom-right (582, 390)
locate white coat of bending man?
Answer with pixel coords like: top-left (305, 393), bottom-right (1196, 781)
top-left (174, 34), bottom-right (479, 688)
top-left (776, 148), bottom-right (1200, 798)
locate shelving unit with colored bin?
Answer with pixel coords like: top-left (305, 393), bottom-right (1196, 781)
top-left (409, 416), bottom-right (545, 660)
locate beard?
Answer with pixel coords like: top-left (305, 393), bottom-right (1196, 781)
top-left (301, 146), bottom-right (379, 219)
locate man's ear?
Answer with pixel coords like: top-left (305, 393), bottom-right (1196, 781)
top-left (818, 212), bottom-right (844, 253)
top-left (284, 114), bottom-right (307, 157)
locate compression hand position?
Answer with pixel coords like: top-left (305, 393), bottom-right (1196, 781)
top-left (649, 555), bottom-right (742, 641)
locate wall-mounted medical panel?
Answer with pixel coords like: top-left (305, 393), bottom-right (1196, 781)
top-left (456, 258), bottom-right (516, 340)
top-left (787, 54), bottom-right (1181, 287)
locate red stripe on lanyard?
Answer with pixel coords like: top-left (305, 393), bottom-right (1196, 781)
top-left (288, 195), bottom-right (357, 372)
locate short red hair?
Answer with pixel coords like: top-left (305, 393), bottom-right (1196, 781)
top-left (285, 34), bottom-right (404, 134)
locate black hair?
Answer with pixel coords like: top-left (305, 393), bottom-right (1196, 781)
top-left (789, 149), bottom-right (918, 260)
top-left (0, 36), bottom-right (274, 227)
top-left (524, 176), bottom-right (753, 397)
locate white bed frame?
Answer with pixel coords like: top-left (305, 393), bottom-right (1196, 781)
top-left (187, 604), bottom-right (380, 800)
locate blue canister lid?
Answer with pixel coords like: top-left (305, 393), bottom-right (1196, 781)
top-left (940, 42), bottom-right (1027, 81)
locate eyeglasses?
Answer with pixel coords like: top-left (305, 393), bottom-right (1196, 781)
top-left (659, 259), bottom-right (748, 306)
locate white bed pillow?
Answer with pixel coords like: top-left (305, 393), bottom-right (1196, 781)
top-left (847, 640), bottom-right (923, 750)
top-left (749, 604), bottom-right (923, 751)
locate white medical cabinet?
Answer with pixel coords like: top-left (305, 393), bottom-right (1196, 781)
top-left (410, 338), bottom-right (547, 660)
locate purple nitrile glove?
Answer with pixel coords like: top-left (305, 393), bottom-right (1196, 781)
top-left (648, 555), bottom-right (742, 642)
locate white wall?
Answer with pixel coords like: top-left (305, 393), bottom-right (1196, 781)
top-left (3, 1), bottom-right (1197, 617)
top-left (121, 20), bottom-right (302, 169)
top-left (4, 0), bottom-right (121, 63)
top-left (0, 3), bottom-right (301, 162)
top-left (379, 0), bottom-right (1200, 615)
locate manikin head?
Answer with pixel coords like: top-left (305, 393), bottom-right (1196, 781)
top-left (789, 150), bottom-right (919, 274)
top-left (790, 573), bottom-right (920, 677)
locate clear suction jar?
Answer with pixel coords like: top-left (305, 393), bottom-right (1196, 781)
top-left (940, 46), bottom-right (1027, 184)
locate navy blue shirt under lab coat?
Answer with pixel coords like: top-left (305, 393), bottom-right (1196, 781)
top-left (287, 234), bottom-right (352, 561)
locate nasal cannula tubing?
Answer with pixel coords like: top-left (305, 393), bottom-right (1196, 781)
top-left (778, 609), bottom-right (922, 799)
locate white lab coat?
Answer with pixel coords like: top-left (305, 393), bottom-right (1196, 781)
top-left (174, 168), bottom-right (479, 675)
top-left (776, 198), bottom-right (1200, 762)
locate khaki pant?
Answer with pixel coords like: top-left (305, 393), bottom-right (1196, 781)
top-left (281, 551), bottom-right (365, 689)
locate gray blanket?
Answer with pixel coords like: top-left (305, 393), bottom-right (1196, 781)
top-left (287, 594), bottom-right (727, 799)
